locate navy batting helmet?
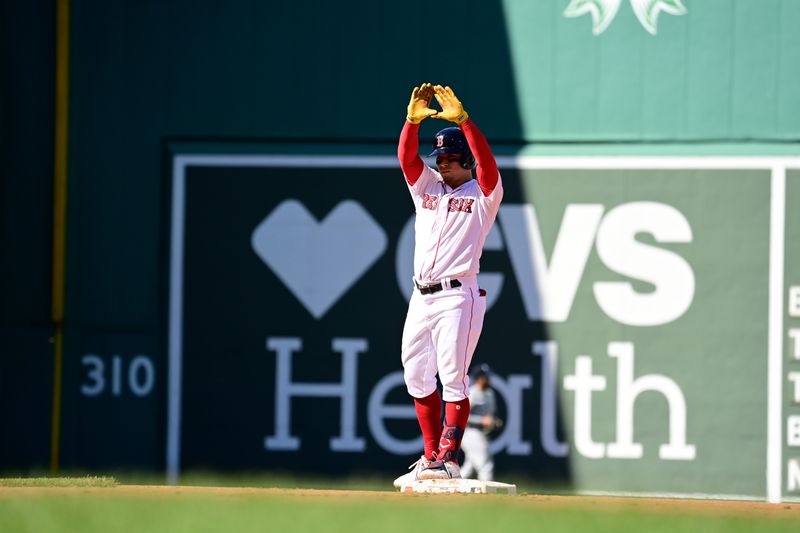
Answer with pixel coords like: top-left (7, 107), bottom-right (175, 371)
top-left (471, 363), bottom-right (492, 380)
top-left (428, 127), bottom-right (476, 170)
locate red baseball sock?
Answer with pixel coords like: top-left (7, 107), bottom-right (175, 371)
top-left (445, 398), bottom-right (470, 430)
top-left (436, 398), bottom-right (470, 462)
top-left (414, 391), bottom-right (442, 460)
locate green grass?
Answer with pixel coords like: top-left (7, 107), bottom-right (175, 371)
top-left (0, 488), bottom-right (797, 533)
top-left (0, 476), bottom-right (117, 488)
top-left (114, 470), bottom-right (396, 491)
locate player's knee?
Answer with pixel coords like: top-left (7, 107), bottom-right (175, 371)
top-left (404, 369), bottom-right (436, 398)
top-left (406, 383), bottom-right (437, 398)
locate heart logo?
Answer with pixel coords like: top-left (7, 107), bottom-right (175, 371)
top-left (251, 200), bottom-right (388, 319)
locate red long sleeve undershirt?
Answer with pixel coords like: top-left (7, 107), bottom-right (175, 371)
top-left (398, 121), bottom-right (424, 185)
top-left (397, 118), bottom-right (500, 196)
top-left (461, 118), bottom-right (499, 196)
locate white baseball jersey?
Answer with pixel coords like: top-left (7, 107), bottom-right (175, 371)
top-left (407, 165), bottom-right (503, 283)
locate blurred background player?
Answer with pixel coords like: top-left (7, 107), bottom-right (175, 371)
top-left (393, 83), bottom-right (503, 487)
top-left (461, 364), bottom-right (501, 482)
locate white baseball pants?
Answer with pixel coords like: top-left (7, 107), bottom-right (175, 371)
top-left (401, 276), bottom-right (486, 402)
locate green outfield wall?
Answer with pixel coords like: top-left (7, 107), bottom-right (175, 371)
top-left (1, 0), bottom-right (799, 501)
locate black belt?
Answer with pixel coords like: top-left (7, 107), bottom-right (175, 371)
top-left (415, 279), bottom-right (461, 295)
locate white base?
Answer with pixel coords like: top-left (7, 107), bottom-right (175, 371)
top-left (399, 479), bottom-right (517, 494)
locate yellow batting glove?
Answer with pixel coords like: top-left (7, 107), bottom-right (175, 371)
top-left (433, 85), bottom-right (469, 125)
top-left (406, 83), bottom-right (438, 124)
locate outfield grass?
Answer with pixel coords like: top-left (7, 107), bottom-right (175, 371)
top-left (22, 470), bottom-right (569, 495)
top-left (115, 470), bottom-right (396, 492)
top-left (0, 476), bottom-right (117, 488)
top-left (0, 486), bottom-right (798, 533)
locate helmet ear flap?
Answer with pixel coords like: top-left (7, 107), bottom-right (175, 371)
top-left (461, 152), bottom-right (476, 170)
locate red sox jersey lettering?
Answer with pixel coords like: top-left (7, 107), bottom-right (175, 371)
top-left (421, 194), bottom-right (439, 210)
top-left (449, 198), bottom-right (474, 213)
top-left (421, 195), bottom-right (475, 213)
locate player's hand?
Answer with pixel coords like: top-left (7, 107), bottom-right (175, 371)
top-left (433, 85), bottom-right (469, 125)
top-left (406, 83), bottom-right (438, 124)
top-left (481, 416), bottom-right (494, 429)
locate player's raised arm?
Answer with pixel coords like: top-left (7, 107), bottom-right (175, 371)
top-left (433, 85), bottom-right (500, 197)
top-left (398, 83), bottom-right (437, 185)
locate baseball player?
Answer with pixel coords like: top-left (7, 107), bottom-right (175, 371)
top-left (460, 364), bottom-right (500, 481)
top-left (393, 83), bottom-right (503, 486)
